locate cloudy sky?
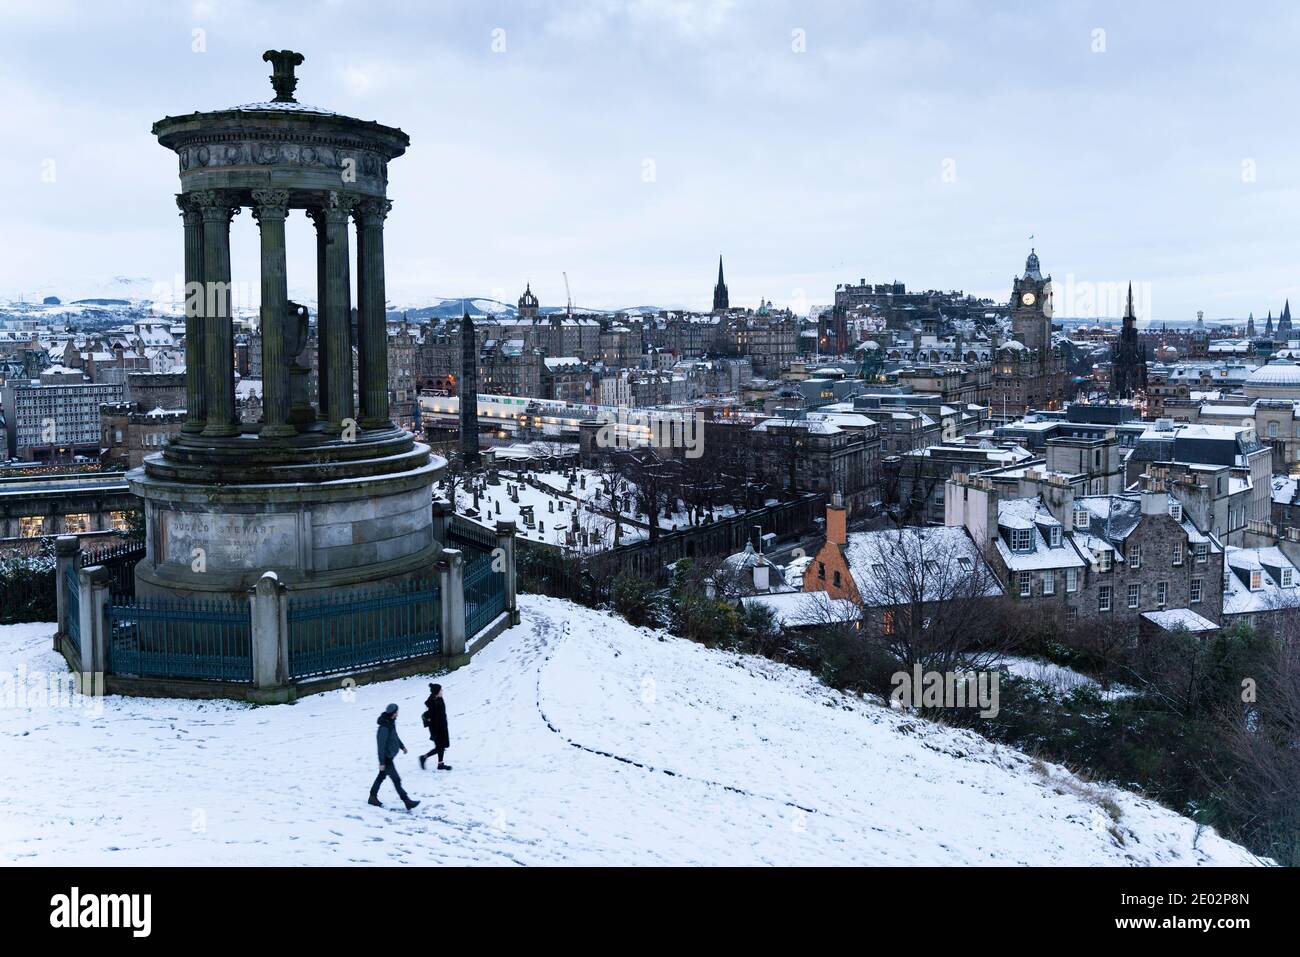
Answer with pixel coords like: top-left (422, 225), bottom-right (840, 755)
top-left (2, 0), bottom-right (1298, 321)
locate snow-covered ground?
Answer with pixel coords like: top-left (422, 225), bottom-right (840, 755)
top-left (996, 655), bottom-right (1137, 701)
top-left (454, 469), bottom-right (736, 553)
top-left (0, 598), bottom-right (1258, 865)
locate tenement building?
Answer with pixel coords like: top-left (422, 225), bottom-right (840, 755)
top-left (946, 472), bottom-right (1225, 632)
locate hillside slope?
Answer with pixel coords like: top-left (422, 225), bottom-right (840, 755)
top-left (0, 597), bottom-right (1258, 865)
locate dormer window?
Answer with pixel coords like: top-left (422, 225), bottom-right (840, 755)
top-left (1284, 568), bottom-right (1294, 588)
top-left (1073, 507), bottom-right (1089, 530)
top-left (1250, 570), bottom-right (1262, 590)
top-left (1097, 550), bottom-right (1112, 572)
top-left (1049, 526), bottom-right (1061, 547)
top-left (1011, 528), bottom-right (1033, 552)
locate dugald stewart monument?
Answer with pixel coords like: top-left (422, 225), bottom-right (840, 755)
top-left (132, 50), bottom-right (443, 603)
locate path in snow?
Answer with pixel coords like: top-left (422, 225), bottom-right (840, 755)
top-left (0, 599), bottom-right (1259, 865)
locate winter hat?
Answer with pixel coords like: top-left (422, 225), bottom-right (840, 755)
top-left (429, 683), bottom-right (442, 695)
top-left (385, 703), bottom-right (399, 714)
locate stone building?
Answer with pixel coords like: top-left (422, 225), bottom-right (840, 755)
top-left (946, 473), bottom-right (1225, 630)
top-left (101, 404), bottom-right (187, 469)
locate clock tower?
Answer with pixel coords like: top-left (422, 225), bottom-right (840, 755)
top-left (993, 248), bottom-right (1066, 417)
top-left (1011, 248), bottom-right (1052, 357)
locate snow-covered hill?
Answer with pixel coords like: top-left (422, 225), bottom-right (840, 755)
top-left (0, 597), bottom-right (1259, 865)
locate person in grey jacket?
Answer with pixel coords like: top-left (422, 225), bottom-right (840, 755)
top-left (369, 703), bottom-right (419, 810)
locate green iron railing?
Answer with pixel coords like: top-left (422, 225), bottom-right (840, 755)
top-left (107, 597), bottom-right (253, 683)
top-left (464, 550), bottom-right (506, 637)
top-left (286, 580), bottom-right (440, 679)
top-left (449, 514), bottom-right (497, 557)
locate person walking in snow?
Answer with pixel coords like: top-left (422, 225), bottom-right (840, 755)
top-left (419, 683), bottom-right (452, 771)
top-left (369, 703), bottom-right (420, 810)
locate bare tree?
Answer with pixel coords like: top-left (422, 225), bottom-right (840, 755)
top-left (851, 527), bottom-right (1011, 674)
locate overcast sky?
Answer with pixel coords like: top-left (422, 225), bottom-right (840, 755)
top-left (2, 0), bottom-right (1299, 321)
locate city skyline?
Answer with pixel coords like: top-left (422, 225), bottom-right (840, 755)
top-left (3, 1), bottom-right (1300, 319)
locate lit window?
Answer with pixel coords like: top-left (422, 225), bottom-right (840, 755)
top-left (19, 516), bottom-right (45, 538)
top-left (63, 514), bottom-right (91, 534)
top-left (1250, 570), bottom-right (1262, 590)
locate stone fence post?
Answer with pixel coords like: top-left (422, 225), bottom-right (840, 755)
top-left (54, 535), bottom-right (80, 649)
top-left (495, 519), bottom-right (520, 625)
top-left (438, 547), bottom-right (465, 658)
top-left (78, 565), bottom-right (111, 677)
top-left (431, 498), bottom-right (451, 548)
top-left (250, 572), bottom-right (289, 691)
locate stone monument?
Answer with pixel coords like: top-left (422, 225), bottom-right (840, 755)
top-left (131, 49), bottom-right (444, 602)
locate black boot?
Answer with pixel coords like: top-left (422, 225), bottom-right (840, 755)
top-left (368, 795), bottom-right (383, 807)
top-left (403, 797), bottom-right (420, 810)
top-left (419, 754), bottom-right (427, 770)
top-left (437, 763), bottom-right (452, 771)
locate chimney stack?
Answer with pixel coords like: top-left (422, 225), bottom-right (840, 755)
top-left (827, 491), bottom-right (847, 546)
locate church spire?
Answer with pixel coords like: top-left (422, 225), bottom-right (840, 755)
top-left (1124, 282), bottom-right (1135, 321)
top-left (712, 254), bottom-right (729, 312)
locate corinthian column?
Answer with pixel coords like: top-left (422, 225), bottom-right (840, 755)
top-left (354, 198), bottom-right (392, 429)
top-left (193, 189), bottom-right (240, 438)
top-left (176, 194), bottom-right (207, 433)
top-left (252, 189), bottom-right (294, 438)
top-left (318, 191), bottom-right (356, 434)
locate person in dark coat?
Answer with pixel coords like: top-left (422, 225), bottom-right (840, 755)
top-left (369, 703), bottom-right (420, 809)
top-left (419, 683), bottom-right (452, 770)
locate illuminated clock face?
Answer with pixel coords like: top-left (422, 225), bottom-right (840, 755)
top-left (1021, 292), bottom-right (1036, 306)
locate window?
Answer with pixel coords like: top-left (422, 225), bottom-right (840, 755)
top-left (1195, 542), bottom-right (1208, 564)
top-left (1018, 572), bottom-right (1032, 597)
top-left (883, 611), bottom-right (895, 635)
top-left (63, 514), bottom-right (90, 534)
top-left (1066, 568), bottom-right (1079, 593)
top-left (1250, 570), bottom-right (1262, 590)
top-left (1098, 550), bottom-right (1112, 572)
top-left (1269, 421), bottom-right (1279, 438)
top-left (1049, 526), bottom-right (1061, 547)
top-left (1042, 571), bottom-right (1055, 596)
top-left (19, 515), bottom-right (45, 538)
top-left (1066, 606), bottom-right (1079, 624)
top-left (1127, 583), bottom-right (1140, 608)
top-left (1128, 543), bottom-right (1141, 569)
top-left (1283, 568), bottom-right (1294, 587)
top-left (1157, 581), bottom-right (1168, 607)
top-left (1173, 540), bottom-right (1183, 566)
top-left (1073, 507), bottom-right (1089, 530)
top-left (1098, 585), bottom-right (1112, 612)
top-left (1191, 578), bottom-right (1203, 603)
top-left (832, 570), bottom-right (841, 587)
top-left (1011, 528), bottom-right (1033, 552)
top-left (817, 562), bottom-right (825, 580)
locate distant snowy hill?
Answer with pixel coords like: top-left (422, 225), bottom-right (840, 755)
top-left (0, 597), bottom-right (1259, 865)
top-left (0, 284), bottom-right (666, 323)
